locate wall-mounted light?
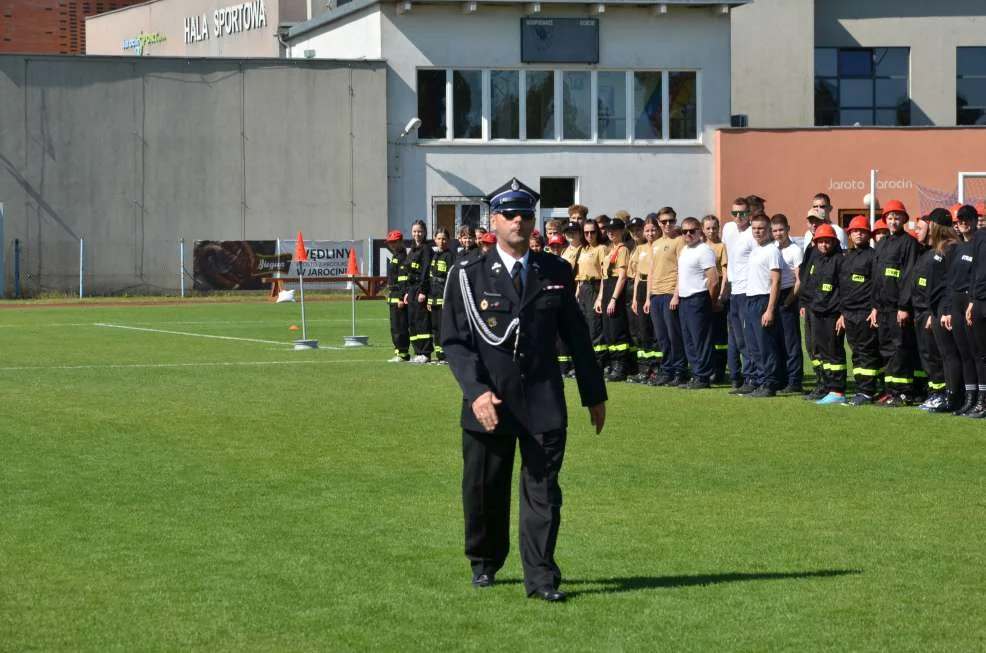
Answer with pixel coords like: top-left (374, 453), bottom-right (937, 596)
top-left (399, 117), bottom-right (422, 138)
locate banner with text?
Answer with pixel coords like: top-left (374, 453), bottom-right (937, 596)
top-left (192, 240), bottom-right (362, 291)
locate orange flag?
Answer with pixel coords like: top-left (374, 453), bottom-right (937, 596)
top-left (346, 246), bottom-right (359, 276)
top-left (293, 232), bottom-right (308, 262)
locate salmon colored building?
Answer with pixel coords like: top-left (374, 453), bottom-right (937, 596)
top-left (716, 128), bottom-right (986, 235)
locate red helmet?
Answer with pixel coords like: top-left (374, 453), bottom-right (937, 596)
top-left (846, 215), bottom-right (871, 233)
top-left (881, 199), bottom-right (907, 217)
top-left (813, 223), bottom-right (838, 242)
top-left (547, 234), bottom-right (566, 247)
top-left (386, 230), bottom-right (404, 242)
top-left (873, 218), bottom-right (889, 232)
top-left (480, 231), bottom-right (497, 244)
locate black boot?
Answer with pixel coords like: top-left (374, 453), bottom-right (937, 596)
top-left (930, 391), bottom-right (960, 413)
top-left (606, 359), bottom-right (627, 382)
top-left (965, 395), bottom-right (986, 419)
top-left (953, 391), bottom-right (977, 416)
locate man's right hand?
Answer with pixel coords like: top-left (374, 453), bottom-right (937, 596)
top-left (472, 391), bottom-right (502, 432)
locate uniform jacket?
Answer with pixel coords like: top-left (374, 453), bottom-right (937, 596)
top-left (386, 248), bottom-right (410, 303)
top-left (947, 236), bottom-right (976, 301)
top-left (872, 230), bottom-right (918, 311)
top-left (840, 246), bottom-right (875, 313)
top-left (441, 249), bottom-right (607, 435)
top-left (428, 249), bottom-right (455, 306)
top-left (407, 242), bottom-right (433, 298)
top-left (972, 230), bottom-right (986, 302)
top-left (807, 249), bottom-right (842, 315)
top-left (928, 246), bottom-right (952, 316)
top-left (907, 245), bottom-right (933, 314)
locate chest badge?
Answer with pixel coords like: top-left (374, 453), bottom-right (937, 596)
top-left (480, 299), bottom-right (489, 310)
top-left (487, 317), bottom-right (498, 328)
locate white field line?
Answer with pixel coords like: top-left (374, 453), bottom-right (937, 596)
top-left (0, 318), bottom-right (388, 329)
top-left (95, 323), bottom-right (343, 349)
top-left (0, 360), bottom-right (384, 372)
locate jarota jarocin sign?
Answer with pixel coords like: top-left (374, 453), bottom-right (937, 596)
top-left (184, 0), bottom-right (268, 44)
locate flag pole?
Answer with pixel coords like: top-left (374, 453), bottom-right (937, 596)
top-left (343, 243), bottom-right (369, 347)
top-left (293, 231), bottom-right (318, 350)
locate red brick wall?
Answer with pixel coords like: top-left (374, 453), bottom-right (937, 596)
top-left (1, 0), bottom-right (147, 54)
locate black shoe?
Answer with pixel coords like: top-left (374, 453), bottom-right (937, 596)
top-left (730, 378), bottom-right (744, 390)
top-left (953, 391), bottom-right (977, 416)
top-left (682, 377), bottom-right (711, 389)
top-left (746, 385), bottom-right (776, 398)
top-left (651, 374), bottom-right (673, 387)
top-left (848, 393), bottom-right (873, 406)
top-left (472, 573), bottom-right (494, 589)
top-left (880, 394), bottom-right (908, 408)
top-left (780, 384), bottom-right (803, 394)
top-left (730, 383), bottom-right (757, 395)
top-left (804, 386), bottom-right (826, 401)
top-left (529, 586), bottom-right (566, 602)
top-left (965, 397), bottom-right (986, 419)
top-left (671, 374), bottom-right (689, 386)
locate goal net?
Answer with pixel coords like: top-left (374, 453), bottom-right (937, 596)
top-left (959, 172), bottom-right (986, 207)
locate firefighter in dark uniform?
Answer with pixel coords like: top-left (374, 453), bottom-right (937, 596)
top-left (441, 178), bottom-right (607, 603)
top-left (908, 214), bottom-right (947, 409)
top-left (943, 204), bottom-right (981, 415)
top-left (806, 224), bottom-right (847, 404)
top-left (406, 219), bottom-right (434, 362)
top-left (385, 230), bottom-right (411, 362)
top-left (428, 227), bottom-right (455, 364)
top-left (839, 216), bottom-right (882, 405)
top-left (870, 200), bottom-right (919, 406)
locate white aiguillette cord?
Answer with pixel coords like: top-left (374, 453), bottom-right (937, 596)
top-left (458, 267), bottom-right (522, 358)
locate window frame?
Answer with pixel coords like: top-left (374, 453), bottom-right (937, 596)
top-left (414, 67), bottom-right (702, 146)
top-left (957, 46), bottom-right (986, 127)
top-left (814, 47), bottom-right (910, 127)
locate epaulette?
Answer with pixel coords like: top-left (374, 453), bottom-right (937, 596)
top-left (458, 252), bottom-right (483, 268)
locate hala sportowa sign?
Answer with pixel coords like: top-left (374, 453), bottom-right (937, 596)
top-left (193, 239), bottom-right (363, 291)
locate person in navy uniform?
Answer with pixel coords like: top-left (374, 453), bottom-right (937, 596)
top-left (441, 178), bottom-right (607, 603)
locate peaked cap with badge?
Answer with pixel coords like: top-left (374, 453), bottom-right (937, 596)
top-left (484, 177), bottom-right (541, 216)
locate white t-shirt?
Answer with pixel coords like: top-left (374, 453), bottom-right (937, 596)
top-left (722, 222), bottom-right (755, 294)
top-left (677, 242), bottom-right (716, 298)
top-left (745, 241), bottom-right (783, 296)
top-left (775, 241), bottom-right (803, 290)
top-left (802, 222), bottom-right (847, 250)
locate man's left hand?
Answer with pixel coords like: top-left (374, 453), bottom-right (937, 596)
top-left (588, 403), bottom-right (606, 434)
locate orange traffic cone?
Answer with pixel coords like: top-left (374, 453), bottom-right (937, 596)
top-left (293, 232), bottom-right (308, 262)
top-left (346, 246), bottom-right (360, 276)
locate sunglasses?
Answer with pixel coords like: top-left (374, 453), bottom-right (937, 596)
top-left (681, 228), bottom-right (699, 235)
top-left (659, 219), bottom-right (675, 225)
top-left (731, 210), bottom-right (749, 217)
top-left (499, 210), bottom-right (534, 220)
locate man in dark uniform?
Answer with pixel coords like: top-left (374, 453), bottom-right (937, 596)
top-left (441, 178), bottom-right (607, 603)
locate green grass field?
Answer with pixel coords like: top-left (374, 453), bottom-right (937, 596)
top-left (2, 298), bottom-right (985, 652)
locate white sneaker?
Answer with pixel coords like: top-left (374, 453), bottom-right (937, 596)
top-left (387, 355), bottom-right (407, 363)
top-left (411, 354), bottom-right (429, 364)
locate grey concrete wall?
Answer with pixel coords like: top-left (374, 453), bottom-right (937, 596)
top-left (0, 56), bottom-right (387, 295)
top-left (815, 0), bottom-right (986, 127)
top-left (731, 0), bottom-right (814, 128)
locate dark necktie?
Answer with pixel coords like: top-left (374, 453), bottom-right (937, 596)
top-left (511, 261), bottom-right (524, 297)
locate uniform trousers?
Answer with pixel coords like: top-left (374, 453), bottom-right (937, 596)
top-left (728, 294), bottom-right (753, 384)
top-left (711, 300), bottom-right (729, 381)
top-left (844, 310), bottom-right (882, 397)
top-left (933, 311), bottom-right (965, 396)
top-left (601, 277), bottom-right (631, 368)
top-left (969, 300), bottom-right (986, 390)
top-left (462, 427), bottom-right (566, 596)
top-left (633, 279), bottom-right (660, 374)
top-left (811, 311), bottom-right (847, 394)
top-left (389, 301), bottom-right (410, 358)
top-left (577, 281), bottom-right (606, 366)
top-left (877, 308), bottom-right (915, 394)
top-left (408, 299), bottom-right (433, 357)
top-left (914, 310), bottom-right (944, 392)
top-left (777, 288), bottom-right (804, 388)
top-left (650, 294), bottom-right (686, 377)
top-left (803, 309), bottom-right (821, 381)
top-left (429, 303), bottom-right (445, 360)
top-left (745, 294), bottom-right (785, 390)
top-left (679, 292), bottom-right (714, 381)
top-left (946, 295), bottom-right (978, 391)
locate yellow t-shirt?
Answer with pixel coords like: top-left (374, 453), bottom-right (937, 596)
top-left (603, 244), bottom-right (629, 280)
top-left (647, 236), bottom-right (684, 295)
top-left (561, 246), bottom-right (579, 270)
top-left (575, 245), bottom-right (606, 281)
top-left (708, 241), bottom-right (728, 274)
top-left (627, 243), bottom-right (644, 279)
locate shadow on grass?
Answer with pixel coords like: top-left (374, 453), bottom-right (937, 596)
top-left (565, 569), bottom-right (863, 597)
top-left (496, 569), bottom-right (861, 596)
